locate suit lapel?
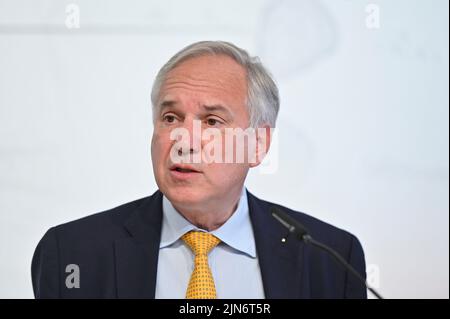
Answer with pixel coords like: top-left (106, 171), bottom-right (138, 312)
top-left (115, 191), bottom-right (163, 298)
top-left (114, 189), bottom-right (308, 299)
top-left (247, 190), bottom-right (309, 299)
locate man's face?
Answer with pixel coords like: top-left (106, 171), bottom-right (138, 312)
top-left (151, 54), bottom-right (252, 208)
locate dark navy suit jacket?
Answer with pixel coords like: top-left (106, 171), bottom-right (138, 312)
top-left (31, 190), bottom-right (367, 299)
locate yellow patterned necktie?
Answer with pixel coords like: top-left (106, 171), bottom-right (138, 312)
top-left (181, 231), bottom-right (221, 299)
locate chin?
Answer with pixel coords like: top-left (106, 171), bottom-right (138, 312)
top-left (163, 185), bottom-right (207, 206)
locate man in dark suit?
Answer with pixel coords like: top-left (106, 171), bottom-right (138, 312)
top-left (32, 41), bottom-right (367, 299)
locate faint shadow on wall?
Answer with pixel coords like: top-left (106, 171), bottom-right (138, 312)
top-left (256, 0), bottom-right (338, 79)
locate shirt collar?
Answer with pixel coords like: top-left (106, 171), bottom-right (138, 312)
top-left (160, 187), bottom-right (256, 258)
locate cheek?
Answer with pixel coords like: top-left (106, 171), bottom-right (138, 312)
top-left (206, 162), bottom-right (247, 183)
top-left (151, 132), bottom-right (171, 167)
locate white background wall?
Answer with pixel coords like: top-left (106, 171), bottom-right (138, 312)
top-left (0, 0), bottom-right (448, 298)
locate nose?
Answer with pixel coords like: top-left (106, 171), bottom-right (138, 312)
top-left (176, 117), bottom-right (202, 157)
top-left (177, 146), bottom-right (194, 156)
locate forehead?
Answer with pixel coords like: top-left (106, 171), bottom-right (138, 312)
top-left (159, 55), bottom-right (248, 110)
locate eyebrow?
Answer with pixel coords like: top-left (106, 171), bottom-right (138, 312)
top-left (159, 100), bottom-right (176, 111)
top-left (202, 104), bottom-right (233, 118)
top-left (159, 100), bottom-right (234, 118)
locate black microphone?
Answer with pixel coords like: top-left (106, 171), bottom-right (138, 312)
top-left (271, 206), bottom-right (384, 299)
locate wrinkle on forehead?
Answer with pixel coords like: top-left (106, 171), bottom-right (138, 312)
top-left (160, 55), bottom-right (248, 105)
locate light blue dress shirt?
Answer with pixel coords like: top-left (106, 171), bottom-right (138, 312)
top-left (155, 187), bottom-right (265, 299)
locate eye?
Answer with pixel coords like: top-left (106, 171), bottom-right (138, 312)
top-left (206, 117), bottom-right (222, 126)
top-left (163, 114), bottom-right (177, 123)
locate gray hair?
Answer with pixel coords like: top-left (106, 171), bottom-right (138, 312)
top-left (150, 41), bottom-right (280, 128)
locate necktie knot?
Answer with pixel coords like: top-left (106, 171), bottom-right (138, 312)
top-left (182, 231), bottom-right (221, 255)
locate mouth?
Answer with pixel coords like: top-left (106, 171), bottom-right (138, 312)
top-left (170, 164), bottom-right (201, 173)
top-left (169, 164), bottom-right (202, 179)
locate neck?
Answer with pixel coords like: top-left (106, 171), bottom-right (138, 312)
top-left (172, 187), bottom-right (243, 231)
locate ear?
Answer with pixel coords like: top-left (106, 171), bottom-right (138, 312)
top-left (249, 124), bottom-right (272, 168)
